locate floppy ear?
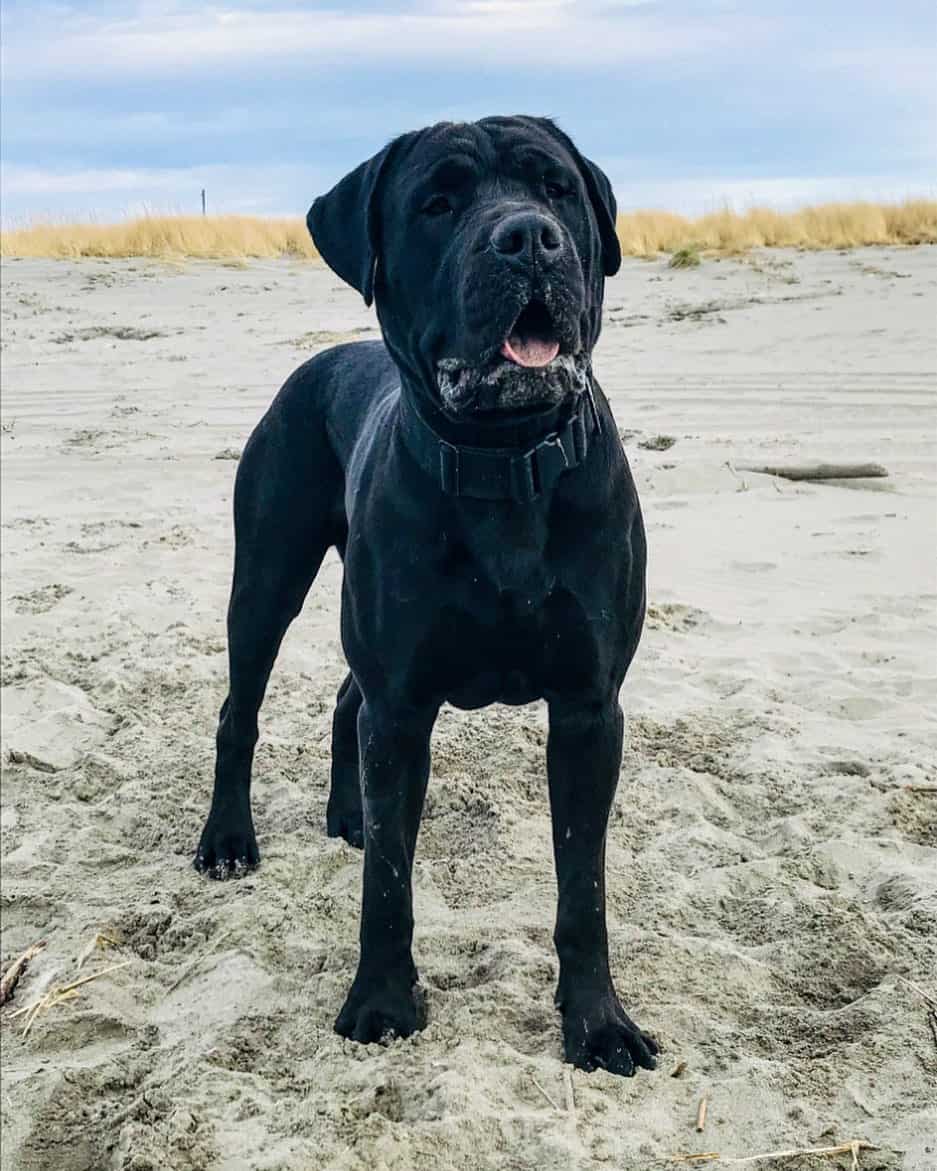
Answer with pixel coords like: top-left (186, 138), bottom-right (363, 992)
top-left (524, 118), bottom-right (621, 278)
top-left (307, 133), bottom-right (415, 307)
top-left (577, 153), bottom-right (621, 278)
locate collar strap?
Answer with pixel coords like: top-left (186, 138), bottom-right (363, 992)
top-left (398, 387), bottom-right (600, 503)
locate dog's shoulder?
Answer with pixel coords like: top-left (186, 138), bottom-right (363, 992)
top-left (259, 339), bottom-right (398, 467)
top-left (285, 338), bottom-right (393, 393)
top-left (270, 339), bottom-right (394, 416)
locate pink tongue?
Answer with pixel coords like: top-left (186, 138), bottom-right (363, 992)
top-left (501, 335), bottom-right (560, 368)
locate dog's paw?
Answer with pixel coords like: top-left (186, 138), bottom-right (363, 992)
top-left (193, 813), bottom-right (259, 879)
top-left (561, 994), bottom-right (658, 1077)
top-left (326, 804), bottom-right (364, 849)
top-left (335, 972), bottom-right (426, 1043)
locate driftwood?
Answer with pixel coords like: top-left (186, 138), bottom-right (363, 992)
top-left (696, 1098), bottom-right (708, 1132)
top-left (734, 462), bottom-right (888, 482)
top-left (0, 940), bottom-right (46, 1005)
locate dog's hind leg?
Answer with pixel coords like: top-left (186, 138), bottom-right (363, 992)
top-left (195, 410), bottom-right (342, 878)
top-left (327, 672), bottom-right (364, 847)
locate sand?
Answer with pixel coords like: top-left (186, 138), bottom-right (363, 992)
top-left (1, 248), bottom-right (936, 1171)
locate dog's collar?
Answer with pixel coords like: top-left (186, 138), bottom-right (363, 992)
top-left (397, 384), bottom-right (601, 503)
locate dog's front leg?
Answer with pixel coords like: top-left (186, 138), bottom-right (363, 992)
top-left (547, 697), bottom-right (659, 1076)
top-left (334, 698), bottom-right (436, 1043)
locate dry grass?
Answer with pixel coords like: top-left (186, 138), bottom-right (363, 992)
top-left (615, 199), bottom-right (937, 256)
top-left (1, 200), bottom-right (935, 261)
top-left (0, 215), bottom-right (317, 261)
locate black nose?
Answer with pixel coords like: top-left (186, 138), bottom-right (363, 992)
top-left (491, 211), bottom-right (564, 270)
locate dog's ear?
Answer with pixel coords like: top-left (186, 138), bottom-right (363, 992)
top-left (524, 118), bottom-right (621, 278)
top-left (577, 153), bottom-right (621, 278)
top-left (307, 133), bottom-right (416, 307)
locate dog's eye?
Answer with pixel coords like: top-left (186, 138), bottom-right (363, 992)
top-left (544, 180), bottom-right (571, 199)
top-left (422, 194), bottom-right (453, 216)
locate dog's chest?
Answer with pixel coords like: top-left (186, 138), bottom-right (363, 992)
top-left (432, 538), bottom-right (601, 710)
top-left (443, 505), bottom-right (554, 600)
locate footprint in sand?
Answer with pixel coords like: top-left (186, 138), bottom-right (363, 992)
top-left (51, 325), bottom-right (167, 344)
top-left (62, 429), bottom-right (151, 455)
top-left (645, 602), bottom-right (708, 632)
top-left (144, 525), bottom-right (194, 550)
top-left (62, 428), bottom-right (106, 450)
top-left (10, 584), bottom-right (73, 615)
top-left (2, 677), bottom-right (117, 772)
top-left (285, 327), bottom-right (376, 348)
top-left (64, 538), bottom-right (120, 555)
top-left (729, 560), bottom-right (777, 573)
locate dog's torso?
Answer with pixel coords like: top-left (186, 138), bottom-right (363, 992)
top-left (261, 338), bottom-right (646, 715)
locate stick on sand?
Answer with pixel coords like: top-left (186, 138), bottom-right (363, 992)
top-left (530, 1075), bottom-right (561, 1112)
top-left (563, 1067), bottom-right (576, 1116)
top-left (671, 1139), bottom-right (876, 1166)
top-left (0, 940), bottom-right (46, 1006)
top-left (897, 976), bottom-right (937, 1011)
top-left (696, 1098), bottom-right (708, 1132)
top-left (734, 462), bottom-right (888, 482)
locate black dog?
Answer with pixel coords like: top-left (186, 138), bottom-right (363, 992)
top-left (195, 116), bottom-right (658, 1077)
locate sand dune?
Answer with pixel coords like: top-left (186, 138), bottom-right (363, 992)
top-left (1, 248), bottom-right (935, 1170)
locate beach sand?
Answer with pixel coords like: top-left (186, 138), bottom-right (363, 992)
top-left (2, 248), bottom-right (935, 1170)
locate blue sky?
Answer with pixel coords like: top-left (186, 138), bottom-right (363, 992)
top-left (2, 1), bottom-right (934, 224)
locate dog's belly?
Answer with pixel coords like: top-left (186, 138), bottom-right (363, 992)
top-left (446, 668), bottom-right (541, 710)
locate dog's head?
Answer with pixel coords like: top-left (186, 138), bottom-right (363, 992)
top-left (307, 116), bottom-right (620, 418)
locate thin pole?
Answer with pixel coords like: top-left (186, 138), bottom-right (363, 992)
top-left (201, 188), bottom-right (206, 216)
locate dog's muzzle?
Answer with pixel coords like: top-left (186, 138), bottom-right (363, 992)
top-left (437, 351), bottom-right (592, 416)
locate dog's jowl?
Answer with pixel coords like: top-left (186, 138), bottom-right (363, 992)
top-left (194, 116), bottom-right (658, 1077)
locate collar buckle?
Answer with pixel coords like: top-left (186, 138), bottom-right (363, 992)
top-left (524, 431), bottom-right (572, 500)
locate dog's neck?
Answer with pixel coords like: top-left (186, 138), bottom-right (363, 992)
top-left (398, 372), bottom-right (591, 452)
top-left (396, 373), bottom-right (600, 504)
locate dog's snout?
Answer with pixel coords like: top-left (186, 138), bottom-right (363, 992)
top-left (491, 211), bottom-right (564, 269)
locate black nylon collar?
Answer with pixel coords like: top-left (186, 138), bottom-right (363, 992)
top-left (397, 385), bottom-right (601, 503)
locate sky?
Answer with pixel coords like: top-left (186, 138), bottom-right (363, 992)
top-left (1, 0), bottom-right (935, 224)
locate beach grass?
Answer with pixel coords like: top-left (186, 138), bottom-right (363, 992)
top-left (2, 199), bottom-right (935, 261)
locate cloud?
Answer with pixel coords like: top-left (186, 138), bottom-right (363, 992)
top-left (6, 159), bottom-right (933, 228)
top-left (0, 162), bottom-right (330, 222)
top-left (2, 2), bottom-right (934, 223)
top-left (2, 166), bottom-right (185, 196)
top-left (1, 1), bottom-right (750, 79)
top-left (608, 172), bottom-right (937, 215)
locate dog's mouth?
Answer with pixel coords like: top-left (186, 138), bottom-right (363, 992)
top-left (499, 300), bottom-right (561, 369)
top-left (436, 297), bottom-right (587, 417)
top-left (434, 289), bottom-right (593, 418)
